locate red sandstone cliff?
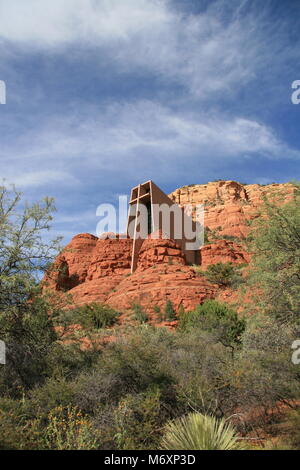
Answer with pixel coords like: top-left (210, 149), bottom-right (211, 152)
top-left (43, 180), bottom-right (294, 318)
top-left (169, 180), bottom-right (294, 237)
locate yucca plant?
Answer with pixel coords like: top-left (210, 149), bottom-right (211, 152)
top-left (160, 412), bottom-right (242, 450)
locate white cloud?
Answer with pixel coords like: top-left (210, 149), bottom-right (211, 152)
top-left (1, 100), bottom-right (298, 190)
top-left (0, 0), bottom-right (170, 45)
top-left (0, 1), bottom-right (298, 243)
top-left (5, 170), bottom-right (80, 188)
top-left (0, 0), bottom-right (295, 98)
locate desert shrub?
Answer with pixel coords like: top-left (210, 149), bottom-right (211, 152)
top-left (0, 185), bottom-right (62, 396)
top-left (170, 328), bottom-right (237, 417)
top-left (0, 398), bottom-right (42, 450)
top-left (69, 326), bottom-right (178, 415)
top-left (228, 355), bottom-right (299, 429)
top-left (74, 372), bottom-right (123, 413)
top-left (0, 296), bottom-right (58, 397)
top-left (179, 300), bottom-right (245, 348)
top-left (203, 262), bottom-right (243, 287)
top-left (97, 326), bottom-right (177, 409)
top-left (241, 314), bottom-right (295, 353)
top-left (164, 300), bottom-right (176, 321)
top-left (154, 304), bottom-right (165, 322)
top-left (45, 405), bottom-right (98, 450)
top-left (245, 183), bottom-right (300, 324)
top-left (63, 303), bottom-right (120, 330)
top-left (46, 342), bottom-right (99, 380)
top-left (1, 313), bottom-right (297, 449)
top-left (26, 377), bottom-right (77, 420)
top-left (161, 412), bottom-right (242, 450)
top-left (230, 315), bottom-right (300, 415)
top-left (178, 304), bottom-right (185, 317)
top-left (280, 409), bottom-right (300, 450)
top-left (114, 388), bottom-right (162, 450)
top-left (131, 303), bottom-right (148, 323)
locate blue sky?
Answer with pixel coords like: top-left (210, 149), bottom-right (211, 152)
top-left (0, 0), bottom-right (299, 242)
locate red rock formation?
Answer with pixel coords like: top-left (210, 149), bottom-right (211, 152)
top-left (62, 233), bottom-right (98, 284)
top-left (43, 233), bottom-right (97, 291)
top-left (169, 180), bottom-right (294, 238)
top-left (200, 240), bottom-right (250, 268)
top-left (137, 238), bottom-right (185, 271)
top-left (44, 181), bottom-right (295, 319)
top-left (106, 264), bottom-right (217, 315)
top-left (65, 277), bottom-right (124, 307)
top-left (87, 237), bottom-right (132, 280)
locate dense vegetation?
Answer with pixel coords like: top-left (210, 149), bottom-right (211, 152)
top-left (246, 184), bottom-right (300, 325)
top-left (0, 183), bottom-right (299, 450)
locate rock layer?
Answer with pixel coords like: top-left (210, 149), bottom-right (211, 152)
top-left (169, 180), bottom-right (294, 238)
top-left (44, 180), bottom-right (294, 316)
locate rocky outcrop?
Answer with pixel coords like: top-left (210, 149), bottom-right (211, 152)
top-left (137, 238), bottom-right (185, 271)
top-left (200, 240), bottom-right (250, 268)
top-left (44, 180), bottom-right (295, 318)
top-left (169, 180), bottom-right (294, 238)
top-left (106, 264), bottom-right (217, 315)
top-left (43, 233), bottom-right (98, 291)
top-left (87, 237), bottom-right (132, 280)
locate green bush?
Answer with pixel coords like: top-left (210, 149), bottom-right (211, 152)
top-left (0, 296), bottom-right (58, 396)
top-left (203, 262), bottom-right (243, 287)
top-left (153, 305), bottom-right (165, 322)
top-left (280, 410), bottom-right (300, 450)
top-left (114, 388), bottom-right (162, 450)
top-left (132, 303), bottom-right (148, 324)
top-left (178, 300), bottom-right (245, 348)
top-left (0, 319), bottom-right (298, 450)
top-left (164, 300), bottom-right (176, 321)
top-left (178, 304), bottom-right (185, 317)
top-left (245, 183), bottom-right (300, 324)
top-left (26, 377), bottom-right (77, 419)
top-left (45, 405), bottom-right (98, 450)
top-left (233, 315), bottom-right (299, 413)
top-left (63, 303), bottom-right (120, 330)
top-left (98, 326), bottom-right (177, 401)
top-left (0, 398), bottom-right (44, 450)
top-left (46, 342), bottom-right (99, 380)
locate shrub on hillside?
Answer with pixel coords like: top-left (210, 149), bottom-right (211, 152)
top-left (203, 262), bottom-right (243, 287)
top-left (131, 303), bottom-right (148, 324)
top-left (232, 314), bottom-right (299, 415)
top-left (114, 388), bottom-right (162, 450)
top-left (178, 300), bottom-right (245, 348)
top-left (45, 405), bottom-right (98, 450)
top-left (164, 300), bottom-right (176, 321)
top-left (62, 303), bottom-right (120, 330)
top-left (245, 182), bottom-right (300, 324)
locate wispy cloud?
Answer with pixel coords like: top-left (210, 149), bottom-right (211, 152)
top-left (1, 100), bottom-right (299, 191)
top-left (0, 0), bottom-right (297, 100)
top-left (0, 0), bottom-right (299, 243)
top-left (7, 170), bottom-right (80, 189)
